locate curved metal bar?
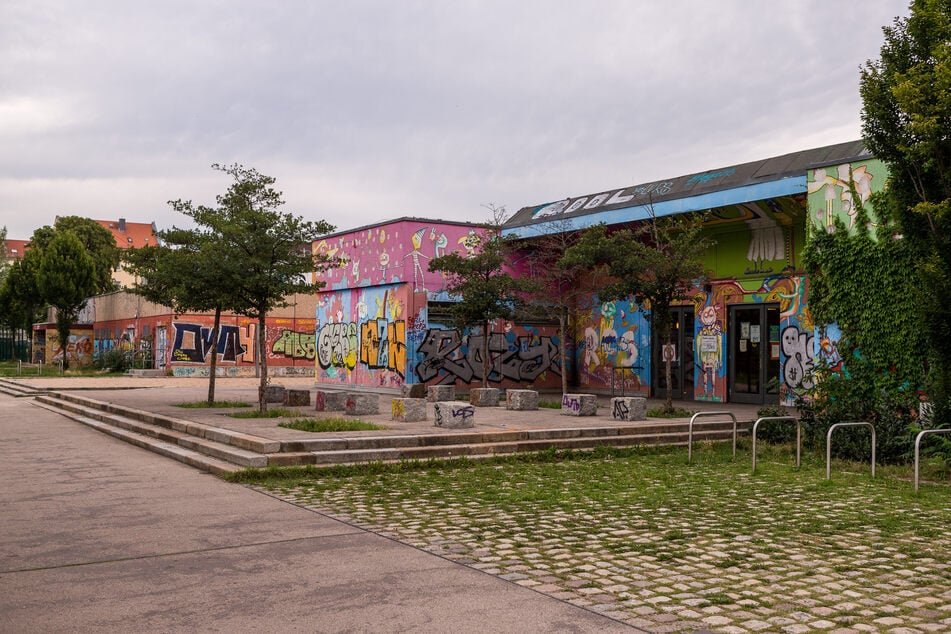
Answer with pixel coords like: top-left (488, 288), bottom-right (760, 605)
top-left (914, 428), bottom-right (951, 493)
top-left (688, 411), bottom-right (738, 463)
top-left (826, 422), bottom-right (876, 480)
top-left (751, 416), bottom-right (800, 473)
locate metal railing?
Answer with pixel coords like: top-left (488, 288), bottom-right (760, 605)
top-left (688, 411), bottom-right (737, 462)
top-left (914, 428), bottom-right (951, 493)
top-left (751, 416), bottom-right (801, 473)
top-left (826, 422), bottom-right (876, 479)
top-left (611, 366), bottom-right (646, 397)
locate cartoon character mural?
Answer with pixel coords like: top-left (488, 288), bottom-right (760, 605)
top-left (695, 304), bottom-right (723, 401)
top-left (314, 220), bottom-right (490, 295)
top-left (807, 160), bottom-right (880, 234)
top-left (575, 299), bottom-right (650, 392)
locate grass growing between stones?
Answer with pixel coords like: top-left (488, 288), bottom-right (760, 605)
top-left (176, 400), bottom-right (252, 408)
top-left (646, 406), bottom-right (696, 418)
top-left (229, 442), bottom-right (951, 631)
top-left (278, 418), bottom-right (385, 432)
top-left (228, 408), bottom-right (302, 418)
top-left (538, 400), bottom-right (563, 409)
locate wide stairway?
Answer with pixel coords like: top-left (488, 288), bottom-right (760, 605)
top-left (9, 382), bottom-right (749, 475)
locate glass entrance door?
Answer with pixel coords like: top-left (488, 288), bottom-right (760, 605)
top-left (652, 307), bottom-right (695, 401)
top-left (728, 304), bottom-right (780, 404)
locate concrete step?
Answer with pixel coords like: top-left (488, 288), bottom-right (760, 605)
top-left (31, 400), bottom-right (243, 475)
top-left (39, 392), bottom-right (281, 453)
top-left (0, 378), bottom-right (46, 398)
top-left (33, 395), bottom-right (269, 469)
top-left (32, 391), bottom-right (748, 470)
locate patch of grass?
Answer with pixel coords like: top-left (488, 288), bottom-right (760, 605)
top-left (538, 400), bottom-right (562, 409)
top-left (647, 406), bottom-right (696, 418)
top-left (279, 418), bottom-right (385, 432)
top-left (228, 408), bottom-right (300, 418)
top-left (176, 400), bottom-right (252, 408)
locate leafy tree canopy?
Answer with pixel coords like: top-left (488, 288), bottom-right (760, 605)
top-left (36, 230), bottom-right (97, 369)
top-left (563, 214), bottom-right (712, 410)
top-left (859, 0), bottom-right (951, 422)
top-left (30, 216), bottom-right (120, 294)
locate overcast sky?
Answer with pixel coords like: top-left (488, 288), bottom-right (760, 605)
top-left (1, 0), bottom-right (910, 240)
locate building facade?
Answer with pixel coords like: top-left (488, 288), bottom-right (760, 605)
top-left (503, 140), bottom-right (885, 405)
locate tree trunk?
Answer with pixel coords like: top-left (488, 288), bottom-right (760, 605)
top-left (481, 320), bottom-right (490, 389)
top-left (207, 305), bottom-right (221, 405)
top-left (559, 308), bottom-right (568, 395)
top-left (258, 314), bottom-right (268, 412)
top-left (664, 331), bottom-right (674, 413)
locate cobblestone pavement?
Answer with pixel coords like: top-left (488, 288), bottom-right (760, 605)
top-left (257, 453), bottom-right (951, 633)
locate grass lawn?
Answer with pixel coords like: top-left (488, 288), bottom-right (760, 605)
top-left (278, 418), bottom-right (385, 432)
top-left (229, 443), bottom-right (951, 631)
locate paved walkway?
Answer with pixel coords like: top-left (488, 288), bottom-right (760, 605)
top-left (0, 390), bottom-right (637, 632)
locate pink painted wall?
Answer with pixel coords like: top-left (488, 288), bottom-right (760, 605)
top-left (313, 219), bottom-right (489, 296)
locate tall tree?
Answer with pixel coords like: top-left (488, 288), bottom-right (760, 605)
top-left (124, 225), bottom-right (243, 403)
top-left (36, 230), bottom-right (96, 370)
top-left (513, 220), bottom-right (594, 394)
top-left (429, 216), bottom-right (538, 389)
top-left (184, 164), bottom-right (336, 411)
top-left (30, 216), bottom-right (120, 294)
top-left (564, 213), bottom-right (712, 413)
top-left (0, 255), bottom-right (44, 361)
top-left (860, 0), bottom-right (951, 422)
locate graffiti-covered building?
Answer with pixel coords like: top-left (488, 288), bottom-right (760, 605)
top-left (312, 218), bottom-right (564, 391)
top-left (91, 291), bottom-right (319, 376)
top-left (503, 140), bottom-right (884, 405)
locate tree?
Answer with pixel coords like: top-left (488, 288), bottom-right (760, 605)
top-left (513, 220), bottom-right (594, 394)
top-left (563, 213), bottom-right (712, 413)
top-left (860, 0), bottom-right (951, 424)
top-left (30, 216), bottom-right (120, 294)
top-left (123, 225), bottom-right (243, 404)
top-left (36, 230), bottom-right (96, 370)
top-left (0, 255), bottom-right (45, 361)
top-left (429, 210), bottom-right (538, 389)
top-left (182, 164), bottom-right (336, 412)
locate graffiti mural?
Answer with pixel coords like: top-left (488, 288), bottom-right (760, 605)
top-left (316, 322), bottom-right (357, 370)
top-left (272, 330), bottom-right (317, 360)
top-left (781, 325), bottom-right (815, 397)
top-left (695, 304), bottom-right (723, 401)
top-left (807, 160), bottom-right (884, 234)
top-left (360, 318), bottom-right (407, 377)
top-left (47, 330), bottom-right (94, 366)
top-left (414, 328), bottom-right (561, 385)
top-left (315, 284), bottom-right (412, 388)
top-left (575, 299), bottom-right (650, 393)
top-left (313, 219), bottom-right (490, 297)
top-left (172, 323), bottom-right (249, 363)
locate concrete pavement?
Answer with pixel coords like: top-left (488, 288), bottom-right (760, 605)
top-left (0, 393), bottom-right (638, 632)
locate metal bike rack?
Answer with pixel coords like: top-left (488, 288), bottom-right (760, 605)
top-left (688, 411), bottom-right (737, 462)
top-left (751, 416), bottom-right (801, 473)
top-left (914, 428), bottom-right (951, 493)
top-left (826, 422), bottom-right (876, 479)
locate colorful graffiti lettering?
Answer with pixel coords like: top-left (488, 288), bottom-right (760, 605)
top-left (317, 322), bottom-right (358, 370)
top-left (272, 330), bottom-right (317, 360)
top-left (415, 328), bottom-right (560, 385)
top-left (359, 319), bottom-right (407, 377)
top-left (171, 323), bottom-right (250, 363)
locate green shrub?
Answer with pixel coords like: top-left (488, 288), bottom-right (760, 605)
top-left (97, 348), bottom-right (130, 373)
top-left (797, 350), bottom-right (917, 465)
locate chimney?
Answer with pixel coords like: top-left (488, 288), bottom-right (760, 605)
top-left (118, 218), bottom-right (126, 232)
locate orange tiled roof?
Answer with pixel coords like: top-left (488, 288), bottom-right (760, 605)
top-left (3, 239), bottom-right (29, 260)
top-left (93, 219), bottom-right (157, 249)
